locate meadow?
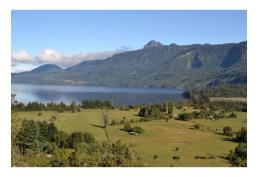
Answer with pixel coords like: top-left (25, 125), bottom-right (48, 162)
top-left (16, 108), bottom-right (246, 167)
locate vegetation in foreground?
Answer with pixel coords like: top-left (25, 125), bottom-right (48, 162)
top-left (11, 92), bottom-right (247, 167)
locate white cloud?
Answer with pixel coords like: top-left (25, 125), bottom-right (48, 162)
top-left (12, 50), bottom-right (34, 63)
top-left (37, 49), bottom-right (63, 63)
top-left (11, 63), bottom-right (37, 73)
top-left (11, 48), bottom-right (127, 73)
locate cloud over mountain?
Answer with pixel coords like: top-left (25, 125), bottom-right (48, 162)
top-left (12, 48), bottom-right (127, 72)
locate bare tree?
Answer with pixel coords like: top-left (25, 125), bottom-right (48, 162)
top-left (103, 112), bottom-right (110, 141)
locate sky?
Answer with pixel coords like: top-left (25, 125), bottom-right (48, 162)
top-left (12, 10), bottom-right (247, 73)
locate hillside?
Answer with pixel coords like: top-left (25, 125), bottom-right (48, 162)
top-left (12, 41), bottom-right (247, 89)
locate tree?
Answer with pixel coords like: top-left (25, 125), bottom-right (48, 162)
top-left (70, 143), bottom-right (101, 167)
top-left (70, 101), bottom-right (77, 113)
top-left (47, 122), bottom-right (58, 142)
top-left (16, 120), bottom-right (59, 154)
top-left (223, 126), bottom-right (233, 136)
top-left (236, 127), bottom-right (247, 143)
top-left (16, 120), bottom-right (40, 154)
top-left (163, 101), bottom-right (168, 114)
top-left (103, 112), bottom-right (110, 141)
top-left (228, 143), bottom-right (247, 167)
top-left (100, 140), bottom-right (140, 167)
top-left (54, 131), bottom-right (69, 148)
top-left (67, 132), bottom-right (86, 148)
top-left (168, 102), bottom-right (174, 116)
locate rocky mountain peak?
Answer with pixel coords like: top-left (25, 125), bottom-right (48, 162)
top-left (143, 40), bottom-right (163, 49)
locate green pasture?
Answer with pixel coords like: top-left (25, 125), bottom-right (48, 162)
top-left (16, 108), bottom-right (246, 167)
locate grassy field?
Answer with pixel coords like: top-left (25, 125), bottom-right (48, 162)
top-left (16, 108), bottom-right (246, 167)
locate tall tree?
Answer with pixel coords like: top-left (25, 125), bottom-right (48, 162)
top-left (103, 112), bottom-right (110, 141)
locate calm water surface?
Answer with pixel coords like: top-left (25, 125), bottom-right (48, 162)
top-left (12, 83), bottom-right (185, 105)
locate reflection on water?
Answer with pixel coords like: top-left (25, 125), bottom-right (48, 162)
top-left (12, 83), bottom-right (185, 105)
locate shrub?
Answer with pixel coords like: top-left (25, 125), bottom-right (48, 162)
top-left (199, 156), bottom-right (207, 159)
top-left (38, 112), bottom-right (42, 116)
top-left (172, 156), bottom-right (180, 160)
top-left (131, 126), bottom-right (145, 134)
top-left (124, 122), bottom-right (132, 132)
top-left (193, 123), bottom-right (201, 130)
top-left (175, 147), bottom-right (179, 151)
top-left (195, 155), bottom-right (200, 159)
top-left (223, 126), bottom-right (233, 136)
top-left (129, 119), bottom-right (135, 123)
top-left (208, 155), bottom-right (216, 159)
top-left (110, 120), bottom-right (116, 126)
top-left (229, 112), bottom-right (237, 118)
top-left (153, 155), bottom-right (158, 159)
top-left (120, 119), bottom-right (126, 125)
top-left (50, 115), bottom-right (57, 121)
top-left (67, 132), bottom-right (95, 148)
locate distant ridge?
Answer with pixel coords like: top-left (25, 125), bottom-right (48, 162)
top-left (30, 64), bottom-right (63, 74)
top-left (12, 41), bottom-right (247, 89)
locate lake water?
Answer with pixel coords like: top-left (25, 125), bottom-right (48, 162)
top-left (11, 83), bottom-right (185, 105)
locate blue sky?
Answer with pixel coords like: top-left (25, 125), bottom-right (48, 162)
top-left (11, 10), bottom-right (247, 72)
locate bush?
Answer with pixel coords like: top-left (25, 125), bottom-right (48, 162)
top-left (67, 132), bottom-right (95, 148)
top-left (223, 126), bottom-right (233, 136)
top-left (195, 155), bottom-right (200, 159)
top-left (172, 156), bottom-right (180, 160)
top-left (50, 115), bottom-right (57, 121)
top-left (193, 123), bottom-right (201, 130)
top-left (124, 122), bottom-right (132, 132)
top-left (208, 155), bottom-right (216, 159)
top-left (178, 113), bottom-right (193, 121)
top-left (110, 120), bottom-right (116, 126)
top-left (153, 155), bottom-right (158, 159)
top-left (129, 119), bottom-right (135, 123)
top-left (229, 112), bottom-right (237, 118)
top-left (199, 156), bottom-right (207, 159)
top-left (131, 126), bottom-right (145, 134)
top-left (195, 155), bottom-right (209, 160)
top-left (38, 112), bottom-right (42, 116)
top-left (120, 119), bottom-right (126, 125)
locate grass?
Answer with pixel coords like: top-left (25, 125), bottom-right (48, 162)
top-left (16, 108), bottom-right (246, 167)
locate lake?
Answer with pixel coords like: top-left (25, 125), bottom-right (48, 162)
top-left (11, 83), bottom-right (185, 105)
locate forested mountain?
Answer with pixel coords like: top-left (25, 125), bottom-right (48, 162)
top-left (12, 41), bottom-right (247, 89)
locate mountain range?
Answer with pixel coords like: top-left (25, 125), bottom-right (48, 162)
top-left (12, 40), bottom-right (247, 89)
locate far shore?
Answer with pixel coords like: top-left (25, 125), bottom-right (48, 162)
top-left (210, 97), bottom-right (247, 102)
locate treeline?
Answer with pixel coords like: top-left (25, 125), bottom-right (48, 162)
top-left (182, 84), bottom-right (247, 101)
top-left (12, 101), bottom-right (80, 113)
top-left (207, 84), bottom-right (247, 98)
top-left (137, 99), bottom-right (246, 122)
top-left (11, 98), bottom-right (114, 113)
top-left (12, 119), bottom-right (140, 167)
top-left (81, 100), bottom-right (113, 109)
